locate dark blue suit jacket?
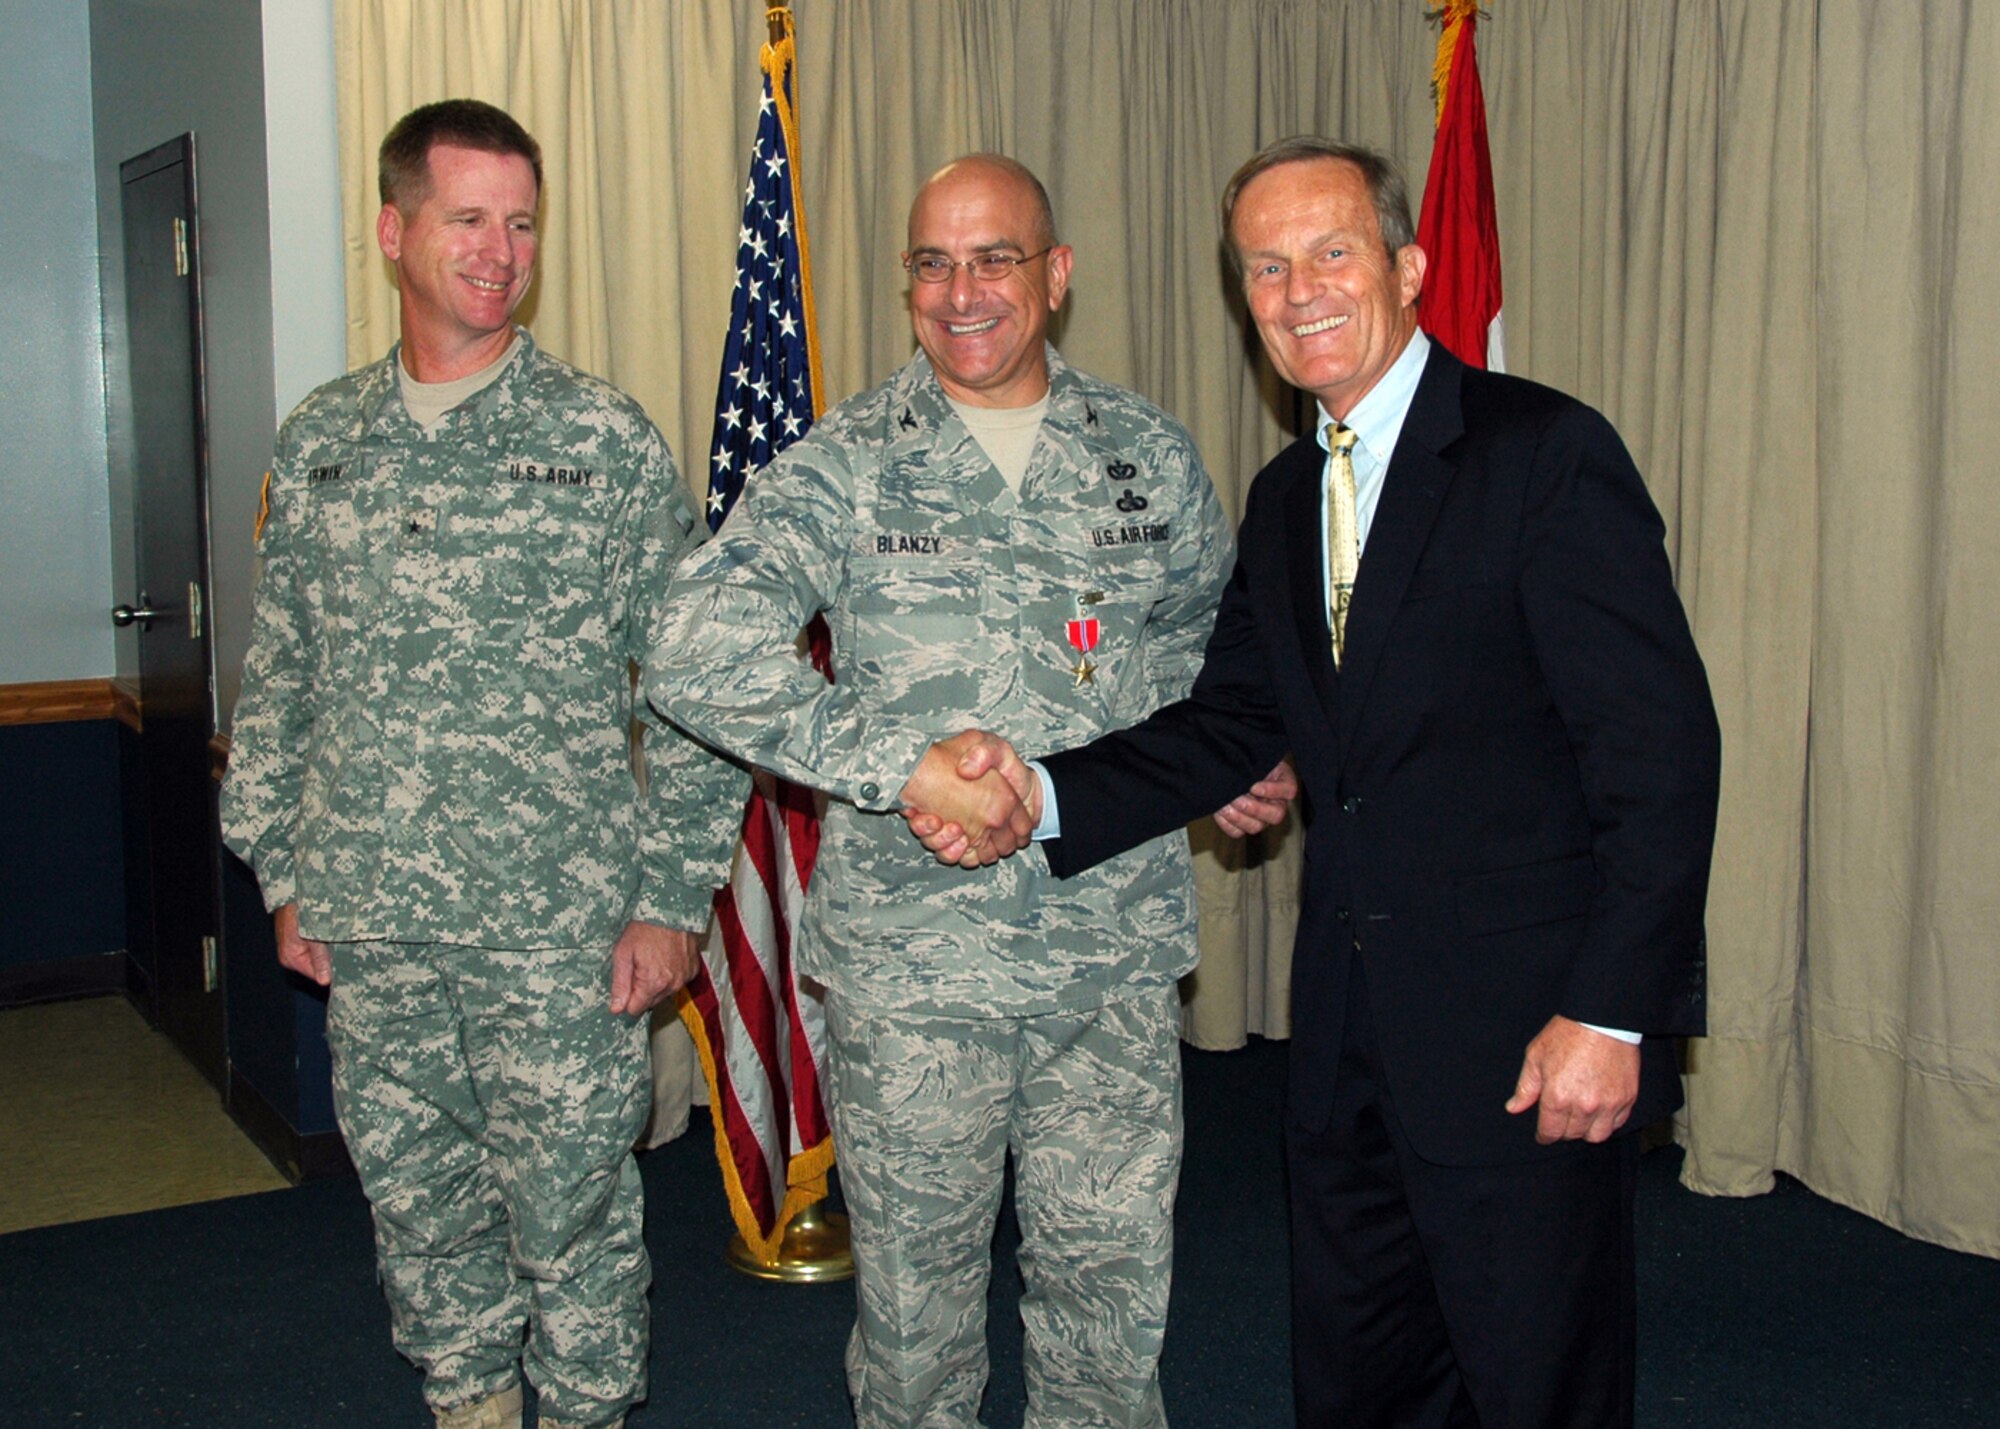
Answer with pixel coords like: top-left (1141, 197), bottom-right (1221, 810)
top-left (1043, 345), bottom-right (1719, 1165)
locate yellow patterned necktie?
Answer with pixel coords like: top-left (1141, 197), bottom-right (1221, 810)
top-left (1326, 424), bottom-right (1360, 666)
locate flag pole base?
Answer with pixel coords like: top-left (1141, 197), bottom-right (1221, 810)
top-left (726, 1199), bottom-right (854, 1283)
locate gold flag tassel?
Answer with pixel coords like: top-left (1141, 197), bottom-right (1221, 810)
top-left (765, 5), bottom-right (827, 422)
top-left (1428, 0), bottom-right (1487, 126)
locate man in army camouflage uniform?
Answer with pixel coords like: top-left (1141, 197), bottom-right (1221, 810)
top-left (647, 155), bottom-right (1255, 1428)
top-left (220, 100), bottom-right (739, 1429)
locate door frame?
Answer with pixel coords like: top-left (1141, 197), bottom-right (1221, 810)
top-left (116, 132), bottom-right (226, 1087)
top-left (120, 133), bottom-right (220, 729)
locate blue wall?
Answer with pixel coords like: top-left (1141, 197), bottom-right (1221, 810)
top-left (0, 722), bottom-right (126, 970)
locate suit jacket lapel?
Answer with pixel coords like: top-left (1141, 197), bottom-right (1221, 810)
top-left (1336, 348), bottom-right (1466, 750)
top-left (1276, 435), bottom-right (1342, 728)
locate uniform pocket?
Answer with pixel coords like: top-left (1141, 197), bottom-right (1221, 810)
top-left (844, 557), bottom-right (985, 716)
top-left (1453, 853), bottom-right (1597, 935)
top-left (847, 553), bottom-right (982, 619)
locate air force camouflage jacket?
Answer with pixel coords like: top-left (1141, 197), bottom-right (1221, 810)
top-left (647, 348), bottom-right (1234, 1016)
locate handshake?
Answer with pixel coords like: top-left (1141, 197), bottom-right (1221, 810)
top-left (896, 730), bottom-right (1299, 870)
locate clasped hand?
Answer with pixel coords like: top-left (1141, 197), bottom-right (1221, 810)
top-left (899, 732), bottom-right (1299, 868)
top-left (898, 731), bottom-right (1042, 869)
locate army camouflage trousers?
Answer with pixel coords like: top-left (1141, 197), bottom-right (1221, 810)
top-left (325, 941), bottom-right (651, 1428)
top-left (824, 984), bottom-right (1183, 1429)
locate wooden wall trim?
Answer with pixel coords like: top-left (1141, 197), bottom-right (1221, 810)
top-left (111, 676), bottom-right (143, 731)
top-left (0, 679), bottom-right (120, 727)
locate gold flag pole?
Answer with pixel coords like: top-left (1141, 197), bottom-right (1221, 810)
top-left (708, 2), bottom-right (851, 1286)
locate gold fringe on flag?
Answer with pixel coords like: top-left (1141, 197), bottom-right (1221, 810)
top-left (1428, 0), bottom-right (1487, 127)
top-left (684, 970), bottom-right (839, 1266)
top-left (763, 6), bottom-right (826, 422)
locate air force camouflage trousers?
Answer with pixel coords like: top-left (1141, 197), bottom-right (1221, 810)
top-left (825, 984), bottom-right (1183, 1429)
top-left (326, 941), bottom-right (649, 1428)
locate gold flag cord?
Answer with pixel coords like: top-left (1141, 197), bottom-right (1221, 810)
top-left (764, 5), bottom-right (826, 422)
top-left (1428, 0), bottom-right (1487, 125)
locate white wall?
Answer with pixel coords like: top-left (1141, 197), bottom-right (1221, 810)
top-left (262, 0), bottom-right (346, 423)
top-left (0, 1), bottom-right (115, 683)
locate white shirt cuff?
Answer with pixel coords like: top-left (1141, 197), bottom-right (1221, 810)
top-left (1579, 1022), bottom-right (1641, 1045)
top-left (1028, 761), bottom-right (1060, 840)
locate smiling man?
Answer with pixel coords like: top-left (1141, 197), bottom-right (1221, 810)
top-left (221, 100), bottom-right (739, 1429)
top-left (646, 155), bottom-right (1254, 1427)
top-left (911, 138), bottom-right (1721, 1428)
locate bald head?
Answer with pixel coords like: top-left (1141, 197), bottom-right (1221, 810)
top-left (901, 152), bottom-right (1072, 408)
top-left (909, 154), bottom-right (1058, 252)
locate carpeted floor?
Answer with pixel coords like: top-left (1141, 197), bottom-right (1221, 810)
top-left (2, 1037), bottom-right (1994, 1427)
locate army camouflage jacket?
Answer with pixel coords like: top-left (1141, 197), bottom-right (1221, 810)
top-left (647, 348), bottom-right (1234, 1015)
top-left (221, 331), bottom-right (742, 949)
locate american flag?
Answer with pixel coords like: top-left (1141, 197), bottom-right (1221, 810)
top-left (675, 7), bottom-right (836, 1264)
top-left (1417, 0), bottom-right (1506, 372)
top-left (702, 56), bottom-right (820, 527)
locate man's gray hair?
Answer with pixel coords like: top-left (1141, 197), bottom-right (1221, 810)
top-left (1219, 138), bottom-right (1416, 273)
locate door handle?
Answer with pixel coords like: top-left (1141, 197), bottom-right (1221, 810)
top-left (112, 601), bottom-right (161, 630)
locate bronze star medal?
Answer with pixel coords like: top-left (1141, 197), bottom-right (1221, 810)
top-left (1066, 590), bottom-right (1104, 686)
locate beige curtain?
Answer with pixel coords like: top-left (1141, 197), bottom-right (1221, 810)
top-left (336, 0), bottom-right (2000, 1256)
top-left (1772, 0), bottom-right (1999, 1255)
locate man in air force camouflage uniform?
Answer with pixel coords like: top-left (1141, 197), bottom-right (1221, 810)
top-left (220, 101), bottom-right (738, 1429)
top-left (647, 155), bottom-right (1248, 1428)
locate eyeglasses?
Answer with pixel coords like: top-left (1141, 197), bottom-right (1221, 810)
top-left (904, 248), bottom-right (1052, 284)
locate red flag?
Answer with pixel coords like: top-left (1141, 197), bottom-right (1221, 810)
top-left (1416, 0), bottom-right (1505, 372)
top-left (675, 6), bottom-right (835, 1264)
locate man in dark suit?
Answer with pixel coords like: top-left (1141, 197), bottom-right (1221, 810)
top-left (905, 138), bottom-right (1720, 1427)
